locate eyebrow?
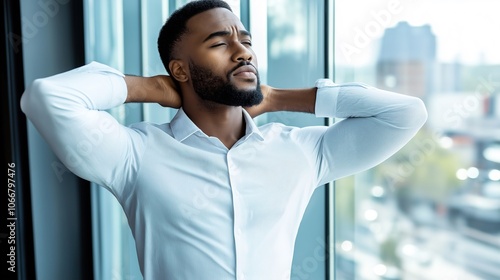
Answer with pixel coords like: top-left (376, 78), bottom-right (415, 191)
top-left (203, 30), bottom-right (252, 42)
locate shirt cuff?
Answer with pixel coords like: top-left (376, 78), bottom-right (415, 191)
top-left (314, 79), bottom-right (340, 118)
top-left (81, 61), bottom-right (128, 108)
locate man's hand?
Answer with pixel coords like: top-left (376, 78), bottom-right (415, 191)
top-left (125, 75), bottom-right (181, 108)
top-left (153, 75), bottom-right (182, 108)
top-left (244, 85), bottom-right (317, 118)
top-left (244, 84), bottom-right (274, 118)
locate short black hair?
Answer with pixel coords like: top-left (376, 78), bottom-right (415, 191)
top-left (157, 0), bottom-right (232, 76)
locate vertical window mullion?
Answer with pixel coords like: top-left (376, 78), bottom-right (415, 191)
top-left (326, 1), bottom-right (336, 279)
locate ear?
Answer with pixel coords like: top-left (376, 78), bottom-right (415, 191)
top-left (169, 60), bottom-right (188, 83)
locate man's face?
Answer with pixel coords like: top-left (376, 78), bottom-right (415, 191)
top-left (181, 8), bottom-right (262, 107)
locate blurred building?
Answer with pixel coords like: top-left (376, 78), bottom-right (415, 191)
top-left (376, 21), bottom-right (436, 99)
top-left (377, 20), bottom-right (500, 235)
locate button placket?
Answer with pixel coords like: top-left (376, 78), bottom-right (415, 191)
top-left (227, 151), bottom-right (247, 279)
top-left (232, 192), bottom-right (245, 278)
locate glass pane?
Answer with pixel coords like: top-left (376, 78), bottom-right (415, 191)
top-left (250, 0), bottom-right (328, 279)
top-left (334, 0), bottom-right (500, 279)
top-left (84, 1), bottom-right (142, 279)
top-left (141, 0), bottom-right (177, 124)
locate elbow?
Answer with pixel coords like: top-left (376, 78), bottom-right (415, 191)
top-left (387, 96), bottom-right (428, 131)
top-left (21, 78), bottom-right (55, 119)
top-left (412, 97), bottom-right (428, 128)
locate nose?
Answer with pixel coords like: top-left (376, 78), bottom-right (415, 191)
top-left (232, 42), bottom-right (253, 63)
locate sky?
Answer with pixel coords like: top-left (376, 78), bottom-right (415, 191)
top-left (335, 0), bottom-right (500, 66)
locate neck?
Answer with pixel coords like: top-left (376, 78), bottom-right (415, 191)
top-left (183, 100), bottom-right (246, 149)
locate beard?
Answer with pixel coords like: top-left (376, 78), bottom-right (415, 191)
top-left (189, 60), bottom-right (263, 107)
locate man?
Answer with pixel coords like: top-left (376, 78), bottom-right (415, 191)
top-left (21, 0), bottom-right (427, 279)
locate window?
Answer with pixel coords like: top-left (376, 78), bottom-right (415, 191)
top-left (253, 1), bottom-right (329, 279)
top-left (334, 0), bottom-right (500, 279)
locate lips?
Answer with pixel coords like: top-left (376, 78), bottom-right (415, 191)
top-left (232, 65), bottom-right (257, 76)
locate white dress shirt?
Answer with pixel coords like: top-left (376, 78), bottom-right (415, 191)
top-left (21, 62), bottom-right (427, 280)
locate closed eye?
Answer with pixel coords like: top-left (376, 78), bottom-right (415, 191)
top-left (210, 43), bottom-right (227, 48)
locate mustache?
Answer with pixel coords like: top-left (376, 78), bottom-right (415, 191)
top-left (228, 61), bottom-right (258, 77)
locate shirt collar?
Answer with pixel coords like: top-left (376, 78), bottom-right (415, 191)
top-left (170, 107), bottom-right (264, 142)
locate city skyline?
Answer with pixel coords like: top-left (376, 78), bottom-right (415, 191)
top-left (336, 0), bottom-right (500, 66)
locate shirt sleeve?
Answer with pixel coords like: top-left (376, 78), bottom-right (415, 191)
top-left (20, 61), bottom-right (145, 199)
top-left (302, 79), bottom-right (428, 186)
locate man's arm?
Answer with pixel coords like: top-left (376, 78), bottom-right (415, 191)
top-left (244, 86), bottom-right (316, 117)
top-left (20, 62), bottom-right (177, 197)
top-left (318, 80), bottom-right (427, 184)
top-left (124, 75), bottom-right (181, 108)
top-left (250, 79), bottom-right (428, 185)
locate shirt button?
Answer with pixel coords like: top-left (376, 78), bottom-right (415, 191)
top-left (235, 228), bottom-right (242, 237)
